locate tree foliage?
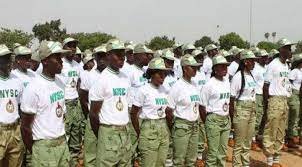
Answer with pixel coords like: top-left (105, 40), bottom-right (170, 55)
top-left (70, 32), bottom-right (115, 51)
top-left (294, 41), bottom-right (302, 54)
top-left (0, 28), bottom-right (33, 48)
top-left (256, 41), bottom-right (278, 52)
top-left (218, 32), bottom-right (249, 50)
top-left (32, 19), bottom-right (67, 42)
top-left (194, 36), bottom-right (215, 48)
top-left (147, 36), bottom-right (175, 50)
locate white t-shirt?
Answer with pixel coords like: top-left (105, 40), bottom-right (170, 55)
top-left (228, 61), bottom-right (239, 77)
top-left (163, 74), bottom-right (178, 93)
top-left (58, 58), bottom-right (80, 100)
top-left (89, 68), bottom-right (131, 125)
top-left (21, 74), bottom-right (66, 140)
top-left (202, 56), bottom-right (213, 80)
top-left (0, 75), bottom-right (23, 124)
top-left (289, 68), bottom-right (302, 91)
top-left (252, 63), bottom-right (267, 94)
top-left (192, 70), bottom-right (207, 91)
top-left (201, 77), bottom-right (231, 116)
top-left (265, 58), bottom-right (291, 97)
top-left (121, 61), bottom-right (133, 78)
top-left (27, 69), bottom-right (39, 78)
top-left (11, 69), bottom-right (35, 88)
top-left (169, 78), bottom-right (201, 121)
top-left (231, 72), bottom-right (257, 101)
top-left (80, 69), bottom-right (102, 91)
top-left (173, 58), bottom-right (183, 78)
top-left (133, 83), bottom-right (170, 120)
top-left (128, 65), bottom-right (148, 106)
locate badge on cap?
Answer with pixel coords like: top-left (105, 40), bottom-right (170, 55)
top-left (116, 97), bottom-right (124, 111)
top-left (223, 102), bottom-right (229, 112)
top-left (56, 102), bottom-right (63, 118)
top-left (6, 99), bottom-right (14, 113)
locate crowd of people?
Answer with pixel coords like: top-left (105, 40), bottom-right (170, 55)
top-left (0, 36), bottom-right (301, 167)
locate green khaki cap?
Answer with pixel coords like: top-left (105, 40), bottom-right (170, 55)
top-left (83, 50), bottom-right (94, 64)
top-left (93, 44), bottom-right (107, 54)
top-left (161, 49), bottom-right (175, 61)
top-left (39, 41), bottom-right (71, 60)
top-left (31, 50), bottom-right (40, 62)
top-left (196, 47), bottom-right (203, 51)
top-left (212, 55), bottom-right (229, 66)
top-left (134, 44), bottom-right (153, 54)
top-left (154, 50), bottom-right (163, 57)
top-left (256, 49), bottom-right (268, 57)
top-left (181, 54), bottom-right (202, 66)
top-left (269, 49), bottom-right (279, 58)
top-left (205, 44), bottom-right (218, 52)
top-left (124, 41), bottom-right (135, 51)
top-left (292, 53), bottom-right (302, 63)
top-left (14, 46), bottom-right (32, 56)
top-left (63, 37), bottom-right (79, 47)
top-left (250, 46), bottom-right (260, 54)
top-left (0, 44), bottom-right (12, 56)
top-left (277, 38), bottom-right (296, 49)
top-left (220, 50), bottom-right (231, 57)
top-left (172, 43), bottom-right (181, 49)
top-left (192, 49), bottom-right (202, 57)
top-left (106, 39), bottom-right (125, 52)
top-left (148, 57), bottom-right (171, 70)
top-left (181, 43), bottom-right (196, 52)
top-left (240, 50), bottom-right (256, 60)
top-left (83, 49), bottom-right (93, 58)
top-left (76, 47), bottom-right (82, 55)
top-left (13, 43), bottom-right (21, 49)
top-left (229, 47), bottom-right (243, 55)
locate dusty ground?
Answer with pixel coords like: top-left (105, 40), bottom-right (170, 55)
top-left (225, 146), bottom-right (302, 167)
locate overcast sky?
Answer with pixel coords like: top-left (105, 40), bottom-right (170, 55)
top-left (0, 0), bottom-right (301, 44)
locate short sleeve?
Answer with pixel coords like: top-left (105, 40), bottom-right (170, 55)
top-left (80, 71), bottom-right (90, 91)
top-left (21, 85), bottom-right (38, 114)
top-left (132, 87), bottom-right (145, 107)
top-left (201, 84), bottom-right (210, 107)
top-left (289, 69), bottom-right (297, 81)
top-left (264, 64), bottom-right (273, 83)
top-left (168, 85), bottom-right (178, 109)
top-left (230, 73), bottom-right (241, 97)
top-left (89, 80), bottom-right (106, 101)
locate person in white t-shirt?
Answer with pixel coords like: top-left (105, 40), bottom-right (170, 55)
top-left (251, 49), bottom-right (268, 150)
top-left (121, 41), bottom-right (135, 76)
top-left (262, 38), bottom-right (294, 167)
top-left (28, 49), bottom-right (40, 77)
top-left (0, 44), bottom-right (24, 167)
top-left (200, 55), bottom-right (231, 167)
top-left (287, 53), bottom-right (302, 148)
top-left (79, 44), bottom-right (107, 167)
top-left (131, 57), bottom-right (173, 167)
top-left (161, 49), bottom-right (178, 94)
top-left (227, 47), bottom-right (243, 80)
top-left (172, 43), bottom-right (183, 78)
top-left (203, 44), bottom-right (218, 80)
top-left (89, 39), bottom-right (132, 167)
top-left (169, 54), bottom-right (202, 166)
top-left (21, 41), bottom-right (71, 167)
top-left (230, 50), bottom-right (257, 167)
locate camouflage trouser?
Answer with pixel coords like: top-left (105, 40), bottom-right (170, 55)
top-left (197, 120), bottom-right (206, 160)
top-left (83, 118), bottom-right (97, 167)
top-left (232, 101), bottom-right (256, 167)
top-left (255, 94), bottom-right (264, 137)
top-left (263, 96), bottom-right (288, 159)
top-left (172, 118), bottom-right (199, 167)
top-left (287, 90), bottom-right (300, 138)
top-left (23, 150), bottom-right (32, 167)
top-left (64, 99), bottom-right (85, 167)
top-left (205, 113), bottom-right (230, 167)
top-left (139, 119), bottom-right (170, 167)
top-left (96, 124), bottom-right (132, 167)
top-left (32, 136), bottom-right (70, 167)
top-left (0, 123), bottom-right (24, 167)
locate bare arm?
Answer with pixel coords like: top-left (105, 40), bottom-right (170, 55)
top-left (21, 113), bottom-right (35, 152)
top-left (199, 105), bottom-right (206, 123)
top-left (89, 101), bottom-right (102, 138)
top-left (130, 105), bottom-right (141, 137)
top-left (165, 107), bottom-right (174, 130)
top-left (78, 88), bottom-right (89, 119)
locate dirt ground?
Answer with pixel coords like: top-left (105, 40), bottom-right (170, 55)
top-left (225, 146), bottom-right (302, 167)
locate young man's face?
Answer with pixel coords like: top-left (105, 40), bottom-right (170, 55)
top-left (43, 53), bottom-right (63, 74)
top-left (0, 54), bottom-right (12, 76)
top-left (108, 50), bottom-right (125, 69)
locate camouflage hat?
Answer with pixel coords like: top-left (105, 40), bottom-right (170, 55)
top-left (292, 53), bottom-right (302, 63)
top-left (256, 49), bottom-right (268, 57)
top-left (220, 50), bottom-right (231, 57)
top-left (106, 39), bottom-right (125, 52)
top-left (134, 44), bottom-right (153, 54)
top-left (250, 46), bottom-right (260, 54)
top-left (124, 41), bottom-right (135, 51)
top-left (212, 55), bottom-right (229, 66)
top-left (181, 54), bottom-right (202, 66)
top-left (76, 47), bottom-right (82, 55)
top-left (31, 50), bottom-right (40, 62)
top-left (230, 47), bottom-right (243, 55)
top-left (205, 44), bottom-right (218, 52)
top-left (14, 46), bottom-right (32, 56)
top-left (277, 38), bottom-right (296, 49)
top-left (83, 50), bottom-right (94, 64)
top-left (196, 47), bottom-right (203, 51)
top-left (148, 57), bottom-right (171, 70)
top-left (192, 49), bottom-right (202, 57)
top-left (161, 49), bottom-right (175, 61)
top-left (39, 41), bottom-right (71, 60)
top-left (181, 43), bottom-right (196, 52)
top-left (0, 44), bottom-right (12, 56)
top-left (269, 49), bottom-right (279, 58)
top-left (93, 44), bottom-right (107, 54)
top-left (154, 50), bottom-right (163, 57)
top-left (172, 43), bottom-right (182, 49)
top-left (240, 50), bottom-right (256, 60)
top-left (63, 37), bottom-right (79, 47)
top-left (13, 43), bottom-right (21, 49)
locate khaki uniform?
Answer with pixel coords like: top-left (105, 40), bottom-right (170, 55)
top-left (83, 118), bottom-right (97, 167)
top-left (287, 90), bottom-right (300, 138)
top-left (255, 94), bottom-right (264, 136)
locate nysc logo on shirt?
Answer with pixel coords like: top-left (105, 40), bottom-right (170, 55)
top-left (139, 76), bottom-right (147, 83)
top-left (190, 95), bottom-right (200, 102)
top-left (198, 80), bottom-right (206, 86)
top-left (68, 71), bottom-right (78, 77)
top-left (0, 89), bottom-right (18, 98)
top-left (155, 98), bottom-right (168, 105)
top-left (279, 72), bottom-right (288, 77)
top-left (247, 82), bottom-right (256, 87)
top-left (113, 88), bottom-right (126, 96)
top-left (219, 93), bottom-right (230, 100)
top-left (50, 91), bottom-right (64, 104)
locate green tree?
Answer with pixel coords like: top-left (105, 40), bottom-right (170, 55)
top-left (147, 36), bottom-right (175, 50)
top-left (70, 32), bottom-right (115, 51)
top-left (0, 28), bottom-right (33, 48)
top-left (32, 19), bottom-right (67, 42)
top-left (257, 41), bottom-right (278, 52)
top-left (194, 36), bottom-right (215, 48)
top-left (218, 32), bottom-right (249, 50)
